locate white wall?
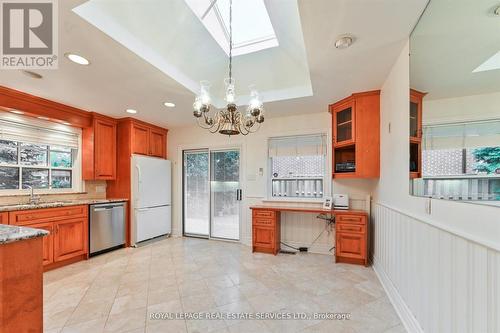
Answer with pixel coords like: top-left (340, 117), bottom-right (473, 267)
top-left (168, 112), bottom-right (375, 253)
top-left (373, 41), bottom-right (500, 332)
top-left (424, 91), bottom-right (500, 124)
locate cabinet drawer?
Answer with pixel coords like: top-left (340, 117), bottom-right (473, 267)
top-left (337, 224), bottom-right (365, 234)
top-left (336, 214), bottom-right (366, 225)
top-left (10, 205), bottom-right (88, 226)
top-left (252, 210), bottom-right (276, 219)
top-left (253, 218), bottom-right (275, 227)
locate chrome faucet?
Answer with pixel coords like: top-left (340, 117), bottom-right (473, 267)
top-left (26, 186), bottom-right (41, 205)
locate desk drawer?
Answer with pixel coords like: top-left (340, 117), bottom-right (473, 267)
top-left (10, 205), bottom-right (88, 226)
top-left (252, 210), bottom-right (276, 219)
top-left (253, 217), bottom-right (275, 227)
top-left (337, 223), bottom-right (365, 234)
top-left (336, 214), bottom-right (365, 225)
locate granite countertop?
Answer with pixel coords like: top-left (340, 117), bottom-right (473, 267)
top-left (0, 224), bottom-right (49, 244)
top-left (0, 198), bottom-right (128, 212)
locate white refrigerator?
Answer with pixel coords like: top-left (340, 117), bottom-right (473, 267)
top-left (131, 155), bottom-right (171, 246)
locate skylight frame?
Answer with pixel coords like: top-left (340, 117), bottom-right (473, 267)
top-left (184, 0), bottom-right (279, 57)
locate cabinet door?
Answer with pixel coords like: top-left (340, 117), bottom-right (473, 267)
top-left (132, 124), bottom-right (150, 155)
top-left (333, 100), bottom-right (355, 146)
top-left (29, 222), bottom-right (54, 266)
top-left (53, 218), bottom-right (88, 262)
top-left (0, 212), bottom-right (8, 224)
top-left (410, 90), bottom-right (423, 140)
top-left (149, 129), bottom-right (166, 158)
top-left (336, 232), bottom-right (365, 260)
top-left (252, 225), bottom-right (274, 248)
top-left (94, 119), bottom-right (117, 179)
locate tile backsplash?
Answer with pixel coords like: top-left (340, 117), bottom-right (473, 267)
top-left (0, 180), bottom-right (107, 206)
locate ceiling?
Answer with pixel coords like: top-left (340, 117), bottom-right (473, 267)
top-left (410, 0), bottom-right (500, 100)
top-left (0, 0), bottom-right (427, 128)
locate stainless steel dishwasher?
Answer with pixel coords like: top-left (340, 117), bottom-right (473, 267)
top-left (90, 202), bottom-right (126, 256)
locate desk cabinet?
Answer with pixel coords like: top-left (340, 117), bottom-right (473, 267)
top-left (335, 213), bottom-right (368, 266)
top-left (252, 210), bottom-right (280, 255)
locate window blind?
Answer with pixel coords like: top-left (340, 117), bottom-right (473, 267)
top-left (423, 119), bottom-right (500, 150)
top-left (0, 119), bottom-right (79, 148)
top-left (268, 134), bottom-right (327, 157)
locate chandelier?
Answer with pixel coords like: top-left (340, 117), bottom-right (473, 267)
top-left (192, 0), bottom-right (264, 136)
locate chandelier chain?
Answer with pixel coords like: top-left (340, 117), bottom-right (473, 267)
top-left (228, 0), bottom-right (232, 81)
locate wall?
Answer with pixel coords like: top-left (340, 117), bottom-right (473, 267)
top-left (373, 42), bottom-right (500, 332)
top-left (168, 112), bottom-right (375, 253)
top-left (0, 180), bottom-right (107, 206)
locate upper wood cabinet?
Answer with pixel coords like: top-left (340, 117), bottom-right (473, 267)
top-left (83, 114), bottom-right (117, 180)
top-left (127, 119), bottom-right (168, 158)
top-left (330, 90), bottom-right (380, 179)
top-left (132, 123), bottom-right (150, 155)
top-left (409, 89), bottom-right (426, 179)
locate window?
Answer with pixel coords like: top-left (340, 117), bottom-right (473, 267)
top-left (268, 134), bottom-right (327, 199)
top-left (0, 115), bottom-right (81, 193)
top-left (184, 0), bottom-right (279, 56)
top-left (413, 120), bottom-right (500, 200)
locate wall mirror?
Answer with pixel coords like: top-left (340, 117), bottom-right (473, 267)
top-left (409, 0), bottom-right (500, 205)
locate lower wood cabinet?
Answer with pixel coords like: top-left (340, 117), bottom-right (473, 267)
top-left (53, 218), bottom-right (88, 262)
top-left (0, 212), bottom-right (7, 224)
top-left (252, 210), bottom-right (280, 255)
top-left (8, 205), bottom-right (88, 269)
top-left (28, 222), bottom-right (54, 266)
top-left (335, 213), bottom-right (368, 266)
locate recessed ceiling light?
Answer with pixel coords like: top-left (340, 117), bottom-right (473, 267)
top-left (10, 110), bottom-right (24, 115)
top-left (64, 53), bottom-right (90, 65)
top-left (21, 70), bottom-right (42, 79)
top-left (126, 109), bottom-right (138, 114)
top-left (163, 102), bottom-right (175, 108)
top-left (37, 116), bottom-right (50, 120)
top-left (335, 35), bottom-right (354, 49)
top-left (61, 121), bottom-right (71, 125)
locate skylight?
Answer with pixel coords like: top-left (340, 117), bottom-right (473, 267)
top-left (473, 50), bottom-right (500, 73)
top-left (184, 0), bottom-right (279, 56)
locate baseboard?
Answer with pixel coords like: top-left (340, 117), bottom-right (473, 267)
top-left (372, 257), bottom-right (423, 333)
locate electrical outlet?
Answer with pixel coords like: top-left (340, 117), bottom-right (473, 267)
top-left (96, 185), bottom-right (106, 193)
top-left (258, 167), bottom-right (264, 176)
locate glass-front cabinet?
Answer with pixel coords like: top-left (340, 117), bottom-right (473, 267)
top-left (409, 89), bottom-right (425, 178)
top-left (332, 100), bottom-right (355, 146)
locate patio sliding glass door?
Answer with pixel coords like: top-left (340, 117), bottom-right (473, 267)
top-left (183, 148), bottom-right (240, 240)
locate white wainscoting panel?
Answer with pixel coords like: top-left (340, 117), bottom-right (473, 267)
top-left (372, 203), bottom-right (500, 333)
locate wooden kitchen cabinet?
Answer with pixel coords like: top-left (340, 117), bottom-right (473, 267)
top-left (0, 212), bottom-right (7, 224)
top-left (149, 129), bottom-right (167, 157)
top-left (28, 222), bottom-right (54, 266)
top-left (130, 120), bottom-right (168, 158)
top-left (83, 114), bottom-right (117, 180)
top-left (330, 90), bottom-right (380, 178)
top-left (53, 218), bottom-right (88, 262)
top-left (335, 213), bottom-right (368, 266)
top-left (410, 89), bottom-right (426, 179)
top-left (132, 123), bottom-right (150, 155)
top-left (9, 205), bottom-right (88, 269)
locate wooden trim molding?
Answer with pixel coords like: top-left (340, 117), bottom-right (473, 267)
top-left (0, 85), bottom-right (93, 128)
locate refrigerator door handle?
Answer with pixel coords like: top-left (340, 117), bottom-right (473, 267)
top-left (136, 208), bottom-right (149, 212)
top-left (135, 164), bottom-right (142, 204)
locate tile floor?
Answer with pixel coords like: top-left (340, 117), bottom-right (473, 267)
top-left (43, 237), bottom-right (405, 333)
